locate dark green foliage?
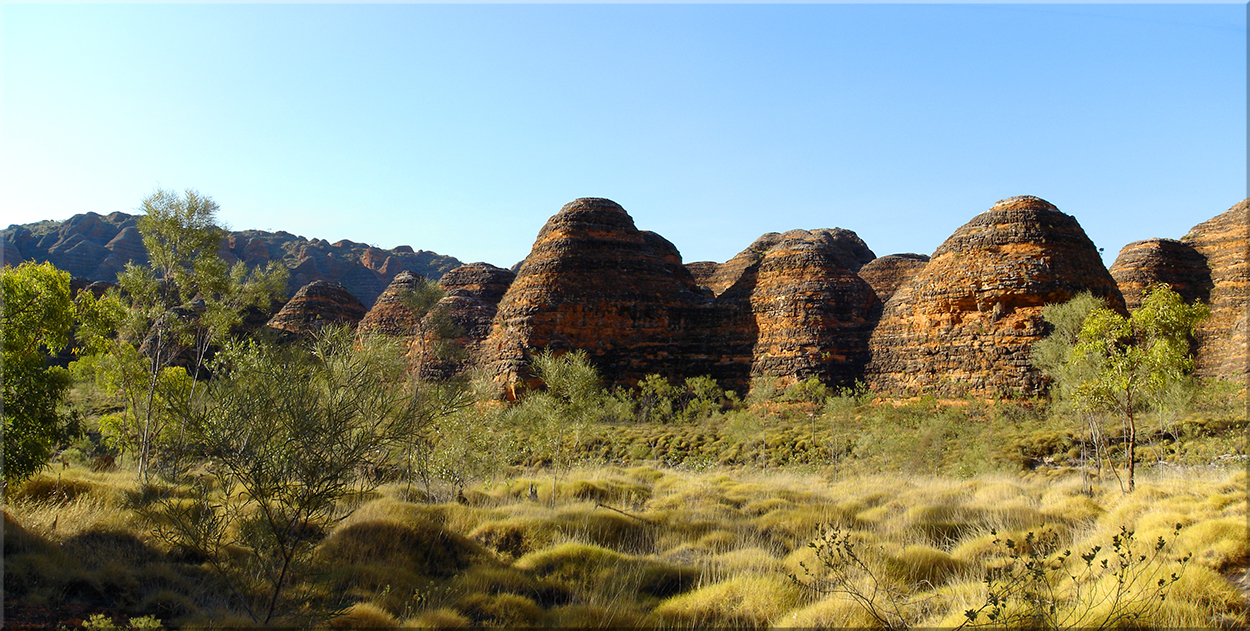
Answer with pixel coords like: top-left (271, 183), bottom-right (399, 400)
top-left (92, 189), bottom-right (287, 482)
top-left (512, 349), bottom-right (607, 504)
top-left (1066, 285), bottom-right (1209, 491)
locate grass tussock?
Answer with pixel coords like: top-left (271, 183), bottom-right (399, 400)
top-left (5, 449), bottom-right (1246, 628)
top-left (651, 574), bottom-right (804, 627)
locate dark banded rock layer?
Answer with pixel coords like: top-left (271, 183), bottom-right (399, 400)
top-left (857, 253), bottom-right (930, 304)
top-left (1109, 239), bottom-right (1210, 311)
top-left (266, 280), bottom-right (367, 336)
top-left (866, 196), bottom-right (1125, 397)
top-left (742, 230), bottom-right (881, 387)
top-left (480, 198), bottom-right (708, 395)
top-left (1182, 200), bottom-right (1249, 382)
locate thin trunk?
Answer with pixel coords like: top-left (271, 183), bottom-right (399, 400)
top-left (263, 541), bottom-right (296, 624)
top-left (1126, 410), bottom-right (1137, 493)
top-left (139, 340), bottom-right (164, 482)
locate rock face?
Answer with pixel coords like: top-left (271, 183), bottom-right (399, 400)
top-left (3, 212), bottom-right (461, 307)
top-left (481, 199), bottom-right (882, 394)
top-left (857, 254), bottom-right (930, 304)
top-left (439, 262), bottom-right (517, 306)
top-left (357, 271), bottom-right (428, 339)
top-left (266, 280), bottom-right (368, 336)
top-left (867, 196), bottom-right (1125, 397)
top-left (703, 229), bottom-right (874, 297)
top-left (684, 261), bottom-right (720, 292)
top-left (481, 198), bottom-right (710, 394)
top-left (359, 265), bottom-right (517, 378)
top-left (700, 230), bottom-right (879, 388)
top-left (419, 263), bottom-right (518, 378)
top-left (1182, 200), bottom-right (1248, 382)
top-left (1109, 239), bottom-right (1211, 311)
top-left (4, 212), bottom-right (145, 280)
top-left (739, 230), bottom-right (881, 386)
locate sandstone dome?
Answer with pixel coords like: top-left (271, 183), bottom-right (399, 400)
top-left (1182, 199), bottom-right (1248, 381)
top-left (1109, 239), bottom-right (1210, 311)
top-left (866, 196), bottom-right (1124, 397)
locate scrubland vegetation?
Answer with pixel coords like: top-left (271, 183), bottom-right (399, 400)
top-left (5, 436), bottom-right (1247, 628)
top-left (4, 190), bottom-right (1246, 628)
top-left (5, 352), bottom-right (1246, 628)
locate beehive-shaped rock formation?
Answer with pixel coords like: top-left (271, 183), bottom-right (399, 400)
top-left (1108, 239), bottom-right (1210, 311)
top-left (417, 263), bottom-right (517, 378)
top-left (684, 261), bottom-right (719, 292)
top-left (480, 198), bottom-right (708, 393)
top-left (857, 254), bottom-right (930, 303)
top-left (357, 271), bottom-right (427, 339)
top-left (439, 262), bottom-right (517, 305)
top-left (703, 229), bottom-right (874, 297)
top-left (266, 280), bottom-right (367, 336)
top-left (742, 230), bottom-right (881, 386)
top-left (867, 196), bottom-right (1124, 397)
top-left (1182, 200), bottom-right (1248, 381)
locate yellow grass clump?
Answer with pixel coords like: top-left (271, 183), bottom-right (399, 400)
top-left (651, 574), bottom-right (804, 627)
top-left (399, 608), bottom-right (470, 628)
top-left (330, 602), bottom-right (399, 628)
top-left (452, 592), bottom-right (544, 626)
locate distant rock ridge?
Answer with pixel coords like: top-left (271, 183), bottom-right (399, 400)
top-left (3, 211), bottom-right (461, 307)
top-left (13, 196), bottom-right (1246, 390)
top-left (866, 196), bottom-right (1125, 397)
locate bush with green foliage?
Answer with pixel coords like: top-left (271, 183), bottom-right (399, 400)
top-left (511, 349), bottom-right (607, 504)
top-left (2, 261), bottom-right (79, 494)
top-left (146, 327), bottom-right (416, 625)
top-left (1050, 285), bottom-right (1208, 491)
top-left (86, 188), bottom-right (287, 482)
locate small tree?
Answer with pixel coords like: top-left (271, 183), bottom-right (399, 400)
top-left (394, 276), bottom-right (469, 377)
top-left (1066, 285), bottom-right (1208, 492)
top-left (1, 262), bottom-right (78, 493)
top-left (516, 349), bottom-right (602, 506)
top-left (99, 188), bottom-right (286, 481)
top-left (637, 373), bottom-right (678, 423)
top-left (147, 327), bottom-right (414, 625)
top-left (397, 375), bottom-right (476, 502)
top-left (680, 375), bottom-right (728, 422)
top-left (1032, 292), bottom-right (1112, 483)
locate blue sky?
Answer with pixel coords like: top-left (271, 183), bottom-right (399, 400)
top-left (2, 4), bottom-right (1245, 270)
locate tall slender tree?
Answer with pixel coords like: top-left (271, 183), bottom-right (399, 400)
top-left (1066, 285), bottom-right (1208, 491)
top-left (99, 189), bottom-right (287, 480)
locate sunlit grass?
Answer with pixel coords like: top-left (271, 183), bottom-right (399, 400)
top-left (4, 455), bottom-right (1245, 628)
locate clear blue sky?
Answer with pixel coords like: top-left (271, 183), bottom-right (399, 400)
top-left (3, 3), bottom-right (1245, 270)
